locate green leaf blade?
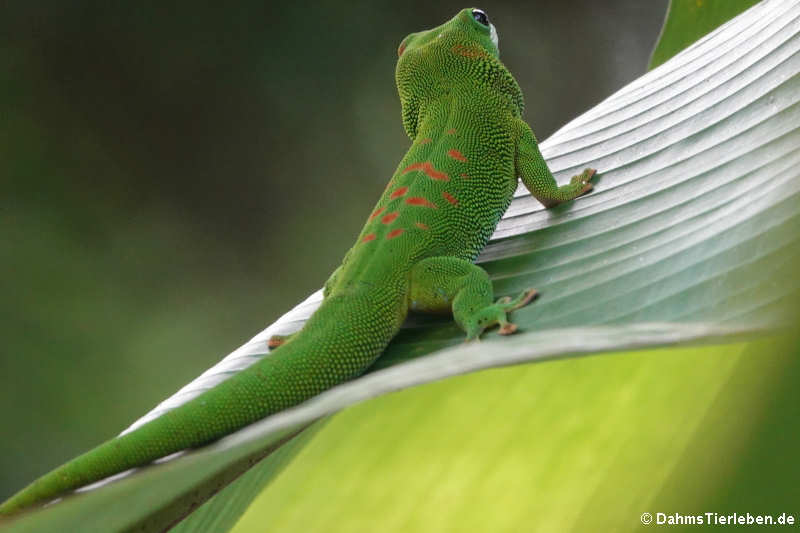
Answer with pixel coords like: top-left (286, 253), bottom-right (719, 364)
top-left (650, 0), bottom-right (763, 70)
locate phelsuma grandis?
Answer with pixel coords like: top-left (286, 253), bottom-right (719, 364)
top-left (0, 7), bottom-right (594, 516)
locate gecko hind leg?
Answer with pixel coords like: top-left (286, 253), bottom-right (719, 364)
top-left (409, 257), bottom-right (538, 341)
top-left (464, 287), bottom-right (538, 338)
top-left (269, 259), bottom-right (347, 351)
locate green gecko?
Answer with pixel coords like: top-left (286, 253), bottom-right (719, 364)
top-left (0, 7), bottom-right (594, 516)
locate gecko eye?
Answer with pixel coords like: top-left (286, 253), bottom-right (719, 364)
top-left (472, 9), bottom-right (489, 27)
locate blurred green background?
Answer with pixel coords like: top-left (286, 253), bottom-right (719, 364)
top-left (0, 1), bottom-right (669, 500)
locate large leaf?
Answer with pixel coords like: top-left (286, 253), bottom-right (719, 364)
top-left (3, 0), bottom-right (798, 531)
top-left (230, 337), bottom-right (800, 533)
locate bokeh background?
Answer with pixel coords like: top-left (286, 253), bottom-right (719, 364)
top-left (1, 0), bottom-right (669, 500)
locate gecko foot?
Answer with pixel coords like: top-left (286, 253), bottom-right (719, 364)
top-left (570, 168), bottom-right (596, 196)
top-left (267, 333), bottom-right (295, 348)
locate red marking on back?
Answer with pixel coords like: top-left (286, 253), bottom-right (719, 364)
top-left (448, 149), bottom-right (467, 162)
top-left (389, 186), bottom-right (408, 199)
top-left (415, 222), bottom-right (429, 230)
top-left (442, 191), bottom-right (458, 206)
top-left (460, 173), bottom-right (470, 179)
top-left (362, 233), bottom-right (376, 243)
top-left (405, 196), bottom-right (437, 209)
top-left (369, 207), bottom-right (385, 220)
top-left (446, 128), bottom-right (457, 135)
top-left (419, 138), bottom-right (432, 144)
top-left (387, 228), bottom-right (405, 239)
top-left (397, 43), bottom-right (406, 57)
top-left (381, 212), bottom-right (399, 224)
top-left (402, 161), bottom-right (450, 181)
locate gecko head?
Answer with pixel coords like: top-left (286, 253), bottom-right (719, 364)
top-left (396, 8), bottom-right (499, 62)
top-left (395, 8), bottom-right (523, 139)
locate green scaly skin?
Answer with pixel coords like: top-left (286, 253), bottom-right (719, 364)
top-left (0, 8), bottom-right (594, 516)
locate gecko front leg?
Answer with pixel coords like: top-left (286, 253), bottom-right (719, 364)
top-left (514, 118), bottom-right (595, 208)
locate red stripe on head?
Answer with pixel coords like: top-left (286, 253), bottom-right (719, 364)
top-left (362, 233), bottom-right (376, 242)
top-left (389, 186), bottom-right (408, 199)
top-left (451, 44), bottom-right (489, 59)
top-left (402, 161), bottom-right (450, 181)
top-left (448, 149), bottom-right (467, 162)
top-left (405, 196), bottom-right (437, 208)
top-left (419, 138), bottom-right (432, 144)
top-left (387, 228), bottom-right (405, 239)
top-left (381, 212), bottom-right (399, 224)
top-left (369, 207), bottom-right (385, 220)
top-left (415, 222), bottom-right (429, 230)
top-left (442, 191), bottom-right (458, 206)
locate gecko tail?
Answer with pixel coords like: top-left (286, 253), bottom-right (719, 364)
top-left (0, 289), bottom-right (404, 516)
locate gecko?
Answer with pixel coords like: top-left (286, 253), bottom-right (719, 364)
top-left (0, 7), bottom-right (594, 516)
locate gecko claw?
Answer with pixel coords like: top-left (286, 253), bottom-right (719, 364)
top-left (499, 288), bottom-right (538, 312)
top-left (498, 323), bottom-right (518, 335)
